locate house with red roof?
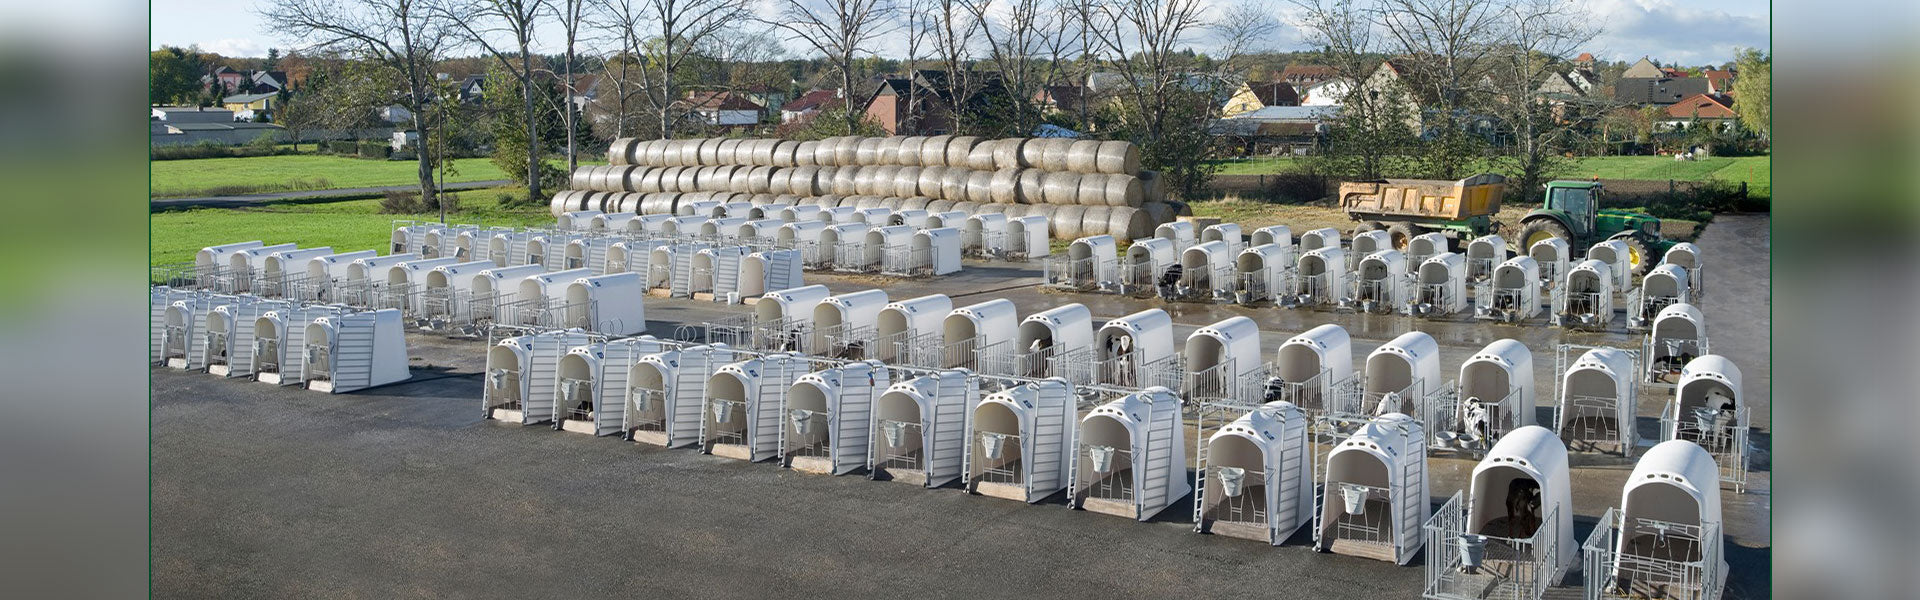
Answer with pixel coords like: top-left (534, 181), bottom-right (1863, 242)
top-left (1659, 93), bottom-right (1738, 132)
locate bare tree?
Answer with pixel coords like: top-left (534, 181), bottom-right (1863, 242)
top-left (552, 0), bottom-right (589, 171)
top-left (762, 0), bottom-right (899, 133)
top-left (1485, 0), bottom-right (1600, 192)
top-left (1290, 0), bottom-right (1409, 178)
top-left (599, 0), bottom-right (750, 139)
top-left (439, 0), bottom-right (550, 201)
top-left (899, 0), bottom-right (937, 134)
top-left (963, 0), bottom-right (1067, 136)
top-left (928, 0), bottom-right (980, 133)
top-left (261, 0), bottom-right (450, 204)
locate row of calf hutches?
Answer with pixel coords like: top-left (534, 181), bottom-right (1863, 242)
top-left (155, 289), bottom-right (409, 394)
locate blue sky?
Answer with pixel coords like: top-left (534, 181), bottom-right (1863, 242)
top-left (153, 0), bottom-right (1768, 66)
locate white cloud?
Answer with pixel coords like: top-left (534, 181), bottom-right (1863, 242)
top-left (1585, 0), bottom-right (1769, 65)
top-left (200, 38), bottom-right (267, 58)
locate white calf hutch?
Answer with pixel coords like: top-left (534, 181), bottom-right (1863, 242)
top-left (1352, 250), bottom-right (1409, 314)
top-left (1406, 232), bottom-right (1447, 267)
top-left (1291, 247), bottom-right (1348, 308)
top-left (1155, 221), bottom-right (1196, 253)
top-left (1465, 235), bottom-right (1508, 280)
top-left (1299, 227), bottom-right (1340, 252)
top-left (1631, 264), bottom-right (1691, 328)
top-left (1195, 401), bottom-right (1312, 545)
top-left (1350, 230), bottom-right (1393, 270)
top-left (1451, 339), bottom-right (1537, 450)
top-left (1315, 412), bottom-right (1430, 565)
top-left (256, 246), bottom-right (333, 296)
top-left (1646, 303), bottom-right (1709, 383)
top-left (690, 246), bottom-right (749, 300)
top-left (205, 299), bottom-right (291, 378)
top-left (966, 379), bottom-right (1077, 503)
top-left (823, 223), bottom-right (872, 271)
top-left (1012, 303), bottom-right (1094, 381)
top-left (1528, 238), bottom-right (1572, 287)
top-left (1270, 324), bottom-right (1357, 415)
top-left (197, 241), bottom-right (263, 276)
top-left (738, 249), bottom-right (804, 300)
top-left (754, 285), bottom-right (831, 353)
top-left (1477, 257), bottom-right (1542, 322)
top-left (564, 236), bottom-right (618, 272)
top-left (702, 354), bottom-right (811, 462)
top-left (162, 295), bottom-right (237, 369)
top-left (301, 308), bottom-right (409, 393)
top-left (1555, 347), bottom-right (1640, 455)
top-left (870, 370), bottom-right (979, 487)
top-left (485, 231), bottom-right (539, 267)
top-left (1664, 356), bottom-right (1748, 490)
top-left (811, 289), bottom-right (888, 360)
top-left (627, 345), bottom-right (736, 448)
top-left (1251, 225), bottom-right (1292, 249)
top-left (554, 337), bottom-right (667, 436)
top-left (1585, 440), bottom-right (1727, 600)
top-left (1071, 387), bottom-right (1190, 521)
top-left (1587, 240), bottom-right (1634, 291)
top-left (738, 219), bottom-right (784, 246)
top-left (1185, 317), bottom-right (1265, 403)
top-left (1424, 426), bottom-right (1576, 600)
top-left (909, 228), bottom-right (963, 276)
top-left (941, 299), bottom-right (1018, 371)
top-left (1364, 331), bottom-right (1447, 437)
top-left (962, 213), bottom-right (1008, 258)
top-left (558, 272), bottom-right (648, 335)
top-left (1203, 223), bottom-right (1244, 256)
top-left (1555, 259), bottom-right (1615, 328)
top-left (777, 204), bottom-right (822, 223)
top-left (925, 210), bottom-right (967, 230)
top-left (1412, 252), bottom-right (1468, 317)
top-left (1007, 215), bottom-right (1050, 258)
top-left (1095, 309), bottom-right (1174, 388)
top-left (1174, 240), bottom-right (1234, 301)
top-left (512, 268), bottom-right (595, 326)
top-left (251, 305), bottom-right (350, 386)
top-left (485, 329), bottom-right (595, 425)
top-left (1058, 235), bottom-right (1119, 292)
top-left (1662, 242), bottom-right (1705, 294)
top-left (419, 260), bottom-right (498, 327)
top-left (387, 257), bottom-right (463, 313)
top-left (340, 253), bottom-right (418, 306)
top-left (606, 240), bottom-right (658, 276)
top-left (782, 360), bottom-right (890, 475)
top-left (1234, 243), bottom-right (1292, 305)
top-left (875, 294), bottom-right (953, 365)
top-left (777, 221), bottom-right (828, 267)
top-left (1121, 237), bottom-right (1177, 295)
top-left (888, 209), bottom-right (930, 228)
top-left (299, 250), bottom-right (378, 301)
top-left (467, 264), bottom-right (546, 326)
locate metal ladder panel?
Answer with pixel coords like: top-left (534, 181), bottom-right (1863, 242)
top-left (150, 290), bottom-right (179, 364)
top-left (1138, 402), bottom-right (1179, 515)
top-left (833, 365), bottom-right (881, 475)
top-left (765, 250), bottom-right (802, 291)
top-left (226, 303), bottom-right (267, 375)
top-left (330, 313), bottom-right (380, 390)
top-left (669, 247), bottom-right (694, 298)
top-left (748, 358), bottom-right (797, 461)
top-left (925, 372), bottom-right (973, 484)
top-left (1028, 383), bottom-right (1072, 499)
top-left (667, 349), bottom-right (712, 447)
top-left (1396, 447), bottom-right (1427, 562)
top-left (596, 343), bottom-right (635, 436)
top-left (713, 250), bottom-right (743, 302)
top-left (523, 335), bottom-right (566, 423)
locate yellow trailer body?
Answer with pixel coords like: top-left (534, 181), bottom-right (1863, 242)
top-left (1341, 174), bottom-right (1506, 222)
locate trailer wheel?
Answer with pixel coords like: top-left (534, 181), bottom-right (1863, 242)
top-left (1386, 222), bottom-right (1417, 251)
top-left (1351, 221), bottom-right (1383, 239)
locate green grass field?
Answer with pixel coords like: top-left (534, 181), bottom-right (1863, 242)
top-left (149, 154), bottom-right (607, 198)
top-left (1209, 155), bottom-right (1771, 199)
top-left (150, 190), bottom-right (552, 268)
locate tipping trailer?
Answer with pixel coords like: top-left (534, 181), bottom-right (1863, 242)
top-left (1340, 174), bottom-right (1507, 250)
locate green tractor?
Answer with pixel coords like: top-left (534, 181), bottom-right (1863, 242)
top-left (1513, 180), bottom-right (1673, 277)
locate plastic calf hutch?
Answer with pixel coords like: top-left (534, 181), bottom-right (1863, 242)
top-left (1588, 240), bottom-right (1635, 291)
top-left (340, 253), bottom-right (418, 307)
top-left (737, 250), bottom-right (804, 302)
top-left (1155, 221), bottom-right (1196, 253)
top-left (755, 285), bottom-right (830, 353)
top-left (206, 300), bottom-right (293, 378)
top-left (554, 338), bottom-right (670, 436)
top-left (701, 354), bottom-right (810, 462)
top-left (781, 360), bottom-right (890, 475)
top-left (627, 345), bottom-right (735, 448)
top-left (1315, 412), bottom-right (1430, 565)
top-left (1271, 324), bottom-right (1357, 416)
top-left (966, 379), bottom-right (1076, 503)
top-left (1196, 401), bottom-right (1312, 545)
top-left (468, 264), bottom-right (545, 325)
top-left (1235, 243), bottom-right (1292, 306)
top-left (812, 289), bottom-right (888, 360)
top-left (1646, 303), bottom-right (1708, 384)
top-left (910, 228), bottom-right (963, 276)
top-left (870, 370), bottom-right (979, 487)
top-left (298, 250), bottom-right (377, 301)
top-left (942, 299), bottom-right (1018, 372)
top-left (1299, 227), bottom-right (1341, 252)
top-left (1122, 238), bottom-right (1178, 295)
top-left (1071, 387), bottom-right (1189, 521)
top-left (162, 295), bottom-right (236, 369)
top-left (777, 221), bottom-right (827, 267)
top-left (1555, 347), bottom-right (1639, 456)
top-left (1663, 356), bottom-right (1748, 491)
top-left (1528, 238), bottom-right (1571, 288)
top-left (559, 272), bottom-right (647, 335)
top-left (419, 260), bottom-right (497, 327)
top-left (1185, 316), bottom-right (1265, 404)
top-left (1351, 250), bottom-right (1409, 314)
top-left (1585, 440), bottom-right (1727, 600)
top-left (820, 206), bottom-right (859, 225)
top-left (588, 212), bottom-right (640, 233)
top-left (252, 305), bottom-right (349, 386)
top-left (1094, 309), bottom-right (1175, 389)
top-left (1008, 215), bottom-right (1050, 259)
top-left (1172, 240), bottom-right (1234, 301)
top-left (1411, 252), bottom-right (1468, 317)
top-left (559, 210), bottom-right (603, 230)
top-left (690, 246), bottom-right (749, 301)
top-left (661, 216), bottom-right (708, 240)
top-left (563, 237), bottom-right (617, 272)
top-left (511, 268), bottom-right (595, 326)
top-left (1406, 232), bottom-right (1447, 267)
top-left (301, 309), bottom-right (409, 394)
top-left (676, 201), bottom-right (719, 218)
top-left (485, 330), bottom-right (595, 425)
top-left (1477, 257), bottom-right (1542, 322)
top-left (854, 208), bottom-right (893, 227)
top-left (875, 294), bottom-right (953, 366)
top-left (925, 210), bottom-right (968, 230)
top-left (1423, 426), bottom-right (1575, 600)
top-left (1251, 225), bottom-right (1293, 250)
top-left (1290, 247), bottom-right (1348, 308)
top-left (606, 240), bottom-right (659, 276)
top-left (1053, 235), bottom-right (1119, 292)
top-left (1451, 339), bottom-right (1537, 450)
top-left (225, 243), bottom-right (298, 293)
top-left (823, 223), bottom-right (872, 272)
top-left (962, 213), bottom-right (1008, 258)
top-left (1662, 242), bottom-right (1705, 295)
top-left (1465, 235), bottom-right (1507, 280)
top-left (1350, 230), bottom-right (1392, 269)
top-left (1013, 304), bottom-right (1095, 382)
top-left (1555, 260), bottom-right (1615, 329)
top-left (192, 241), bottom-right (263, 288)
top-left (1630, 264), bottom-right (1690, 328)
top-left (778, 204), bottom-right (823, 223)
top-left (1203, 223), bottom-right (1244, 256)
top-left (1364, 331), bottom-right (1448, 440)
top-left (889, 209), bottom-right (931, 228)
top-left (387, 257), bottom-right (463, 313)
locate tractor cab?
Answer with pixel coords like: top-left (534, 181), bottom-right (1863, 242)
top-left (1517, 181), bottom-right (1671, 277)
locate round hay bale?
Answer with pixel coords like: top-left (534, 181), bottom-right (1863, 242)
top-left (1094, 140), bottom-right (1140, 174)
top-left (877, 197), bottom-right (903, 211)
top-left (850, 196), bottom-right (878, 210)
top-left (638, 194), bottom-right (666, 215)
top-left (690, 166), bottom-right (716, 192)
top-left (926, 199), bottom-right (955, 213)
top-left (1107, 206), bottom-right (1153, 241)
top-left (797, 140), bottom-right (821, 166)
top-left (691, 138), bottom-right (717, 165)
top-left (549, 193), bottom-right (570, 217)
top-left (622, 166), bottom-right (649, 192)
top-left (989, 169), bottom-right (1022, 204)
top-left (900, 196), bottom-right (932, 211)
top-left (1096, 173), bottom-right (1142, 206)
top-left (811, 194), bottom-right (842, 208)
top-left (920, 135), bottom-right (952, 166)
top-left (805, 167), bottom-right (832, 196)
top-left (637, 167), bottom-right (666, 193)
top-left (772, 193), bottom-right (800, 206)
top-left (1079, 205), bottom-right (1109, 233)
top-left (745, 166), bottom-right (773, 194)
top-left (1139, 201), bottom-right (1173, 225)
top-left (717, 139), bottom-right (742, 165)
top-left (945, 136), bottom-right (981, 166)
top-left (966, 170), bottom-right (996, 203)
top-left (1075, 174), bottom-right (1108, 206)
top-left (726, 166), bottom-right (751, 193)
top-left (1169, 199), bottom-right (1191, 216)
top-left (1042, 171), bottom-right (1081, 205)
top-left (767, 168), bottom-right (794, 195)
top-left (585, 166), bottom-right (614, 191)
top-left (1137, 170), bottom-right (1167, 203)
top-left (854, 137), bottom-right (881, 165)
top-left (836, 136), bottom-right (862, 166)
top-left (828, 166), bottom-right (859, 196)
top-left (950, 201), bottom-right (981, 215)
top-left (674, 140), bottom-right (698, 166)
top-left (917, 166), bottom-right (947, 199)
top-left (608, 138), bottom-right (633, 165)
top-left (862, 166), bottom-right (894, 195)
top-left (773, 140), bottom-right (800, 167)
top-left (650, 167), bottom-right (677, 192)
top-left (569, 167), bottom-right (594, 190)
top-left (1037, 138), bottom-right (1072, 171)
top-left (895, 137), bottom-right (924, 166)
top-left (1018, 138), bottom-right (1045, 168)
top-left (940, 168), bottom-right (970, 202)
top-left (965, 140), bottom-right (998, 171)
top-left (639, 139), bottom-right (664, 166)
top-left (1050, 204), bottom-right (1089, 238)
top-left (747, 193), bottom-right (774, 206)
top-left (674, 166), bottom-right (701, 192)
top-left (892, 166), bottom-right (922, 197)
top-left (876, 136), bottom-right (903, 165)
top-left (732, 139), bottom-right (758, 165)
top-left (1017, 168), bottom-right (1047, 204)
top-left (1065, 140), bottom-right (1102, 173)
top-left (990, 203), bottom-right (1023, 218)
top-left (755, 139), bottom-right (780, 165)
top-left (994, 138), bottom-right (1027, 170)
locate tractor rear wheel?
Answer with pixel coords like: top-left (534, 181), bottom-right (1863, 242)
top-left (1351, 220), bottom-right (1383, 239)
top-left (1515, 218), bottom-right (1570, 254)
top-left (1386, 222), bottom-right (1417, 251)
top-left (1619, 235), bottom-right (1654, 277)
